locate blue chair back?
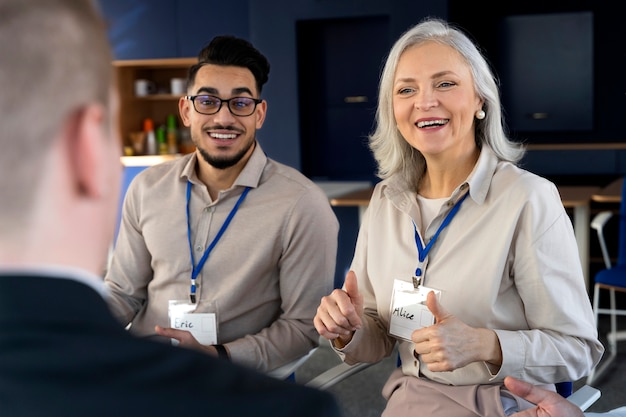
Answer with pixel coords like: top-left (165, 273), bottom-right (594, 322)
top-left (555, 381), bottom-right (572, 397)
top-left (617, 178), bottom-right (626, 266)
top-left (114, 164), bottom-right (149, 245)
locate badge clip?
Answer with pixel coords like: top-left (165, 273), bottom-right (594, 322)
top-left (412, 275), bottom-right (422, 290)
top-left (190, 279), bottom-right (197, 303)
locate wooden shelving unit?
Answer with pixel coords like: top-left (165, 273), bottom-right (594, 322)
top-left (113, 57), bottom-right (196, 154)
top-left (526, 143), bottom-right (626, 151)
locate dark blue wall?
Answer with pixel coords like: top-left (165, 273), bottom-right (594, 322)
top-left (448, 0), bottom-right (626, 184)
top-left (98, 0), bottom-right (249, 59)
top-left (247, 1), bottom-right (447, 169)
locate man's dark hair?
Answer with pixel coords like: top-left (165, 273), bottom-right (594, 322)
top-left (187, 35), bottom-right (270, 95)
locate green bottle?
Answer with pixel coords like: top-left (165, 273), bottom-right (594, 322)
top-left (167, 114), bottom-right (178, 154)
top-left (157, 125), bottom-right (168, 155)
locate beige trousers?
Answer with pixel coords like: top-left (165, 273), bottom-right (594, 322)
top-left (381, 368), bottom-right (532, 417)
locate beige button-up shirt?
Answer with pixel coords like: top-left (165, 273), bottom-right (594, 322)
top-left (337, 146), bottom-right (603, 387)
top-left (105, 143), bottom-right (339, 371)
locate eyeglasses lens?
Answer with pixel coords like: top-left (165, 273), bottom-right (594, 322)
top-left (192, 95), bottom-right (257, 116)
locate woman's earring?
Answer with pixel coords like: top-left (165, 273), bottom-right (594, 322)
top-left (475, 109), bottom-right (486, 120)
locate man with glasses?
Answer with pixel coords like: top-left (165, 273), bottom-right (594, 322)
top-left (104, 35), bottom-right (339, 373)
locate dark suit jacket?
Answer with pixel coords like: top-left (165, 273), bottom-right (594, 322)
top-left (0, 275), bottom-right (342, 417)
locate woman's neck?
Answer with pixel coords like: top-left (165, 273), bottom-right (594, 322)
top-left (419, 147), bottom-right (479, 198)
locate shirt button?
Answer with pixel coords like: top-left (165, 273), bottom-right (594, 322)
top-left (195, 245), bottom-right (203, 251)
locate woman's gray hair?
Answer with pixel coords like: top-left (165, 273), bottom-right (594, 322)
top-left (369, 17), bottom-right (525, 189)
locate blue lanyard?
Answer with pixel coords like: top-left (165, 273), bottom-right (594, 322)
top-left (413, 191), bottom-right (469, 279)
top-left (186, 181), bottom-right (251, 302)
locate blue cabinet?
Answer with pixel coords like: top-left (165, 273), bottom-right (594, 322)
top-left (97, 0), bottom-right (249, 60)
top-left (98, 0), bottom-right (178, 59)
top-left (520, 145), bottom-right (626, 183)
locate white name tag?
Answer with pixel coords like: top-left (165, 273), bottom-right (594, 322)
top-left (388, 279), bottom-right (441, 342)
top-left (168, 300), bottom-right (218, 345)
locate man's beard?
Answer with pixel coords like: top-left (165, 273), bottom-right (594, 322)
top-left (198, 140), bottom-right (255, 170)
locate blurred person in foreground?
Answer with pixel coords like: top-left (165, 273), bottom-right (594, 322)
top-left (314, 17), bottom-right (603, 416)
top-left (0, 1), bottom-right (342, 416)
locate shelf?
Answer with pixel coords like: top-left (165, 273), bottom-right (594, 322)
top-left (526, 143), bottom-right (626, 151)
top-left (120, 155), bottom-right (181, 167)
top-left (113, 57), bottom-right (197, 69)
top-left (130, 94), bottom-right (185, 101)
top-left (113, 57), bottom-right (196, 156)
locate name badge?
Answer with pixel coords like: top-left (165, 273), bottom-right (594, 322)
top-left (168, 300), bottom-right (218, 345)
top-left (388, 278), bottom-right (441, 341)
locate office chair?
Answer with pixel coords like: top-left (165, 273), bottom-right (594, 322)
top-left (105, 162), bottom-right (151, 275)
top-left (267, 348), bottom-right (318, 381)
top-left (586, 177), bottom-right (626, 385)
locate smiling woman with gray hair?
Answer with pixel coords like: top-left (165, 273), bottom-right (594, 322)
top-left (314, 17), bottom-right (603, 416)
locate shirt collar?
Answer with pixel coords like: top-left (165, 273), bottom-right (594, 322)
top-left (383, 146), bottom-right (499, 206)
top-left (463, 146), bottom-right (498, 205)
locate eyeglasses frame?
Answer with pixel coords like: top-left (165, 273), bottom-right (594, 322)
top-left (185, 94), bottom-right (263, 117)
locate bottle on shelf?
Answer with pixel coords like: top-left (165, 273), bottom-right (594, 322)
top-left (178, 127), bottom-right (195, 154)
top-left (157, 125), bottom-right (168, 155)
top-left (143, 118), bottom-right (157, 155)
top-left (128, 131), bottom-right (145, 155)
top-left (167, 114), bottom-right (179, 154)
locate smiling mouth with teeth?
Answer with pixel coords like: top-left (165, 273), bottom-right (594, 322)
top-left (417, 119), bottom-right (449, 128)
top-left (210, 133), bottom-right (237, 139)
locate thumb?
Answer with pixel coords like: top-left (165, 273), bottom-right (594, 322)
top-left (425, 290), bottom-right (450, 323)
top-left (504, 376), bottom-right (534, 399)
top-left (504, 376), bottom-right (557, 408)
top-left (155, 325), bottom-right (174, 338)
top-left (344, 270), bottom-right (364, 314)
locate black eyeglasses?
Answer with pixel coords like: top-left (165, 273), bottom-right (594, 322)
top-left (186, 95), bottom-right (262, 117)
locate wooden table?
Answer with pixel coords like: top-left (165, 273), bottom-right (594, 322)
top-left (591, 177), bottom-right (623, 203)
top-left (330, 185), bottom-right (599, 290)
top-left (559, 186), bottom-right (601, 288)
top-left (314, 180), bottom-right (372, 200)
top-left (329, 187), bottom-right (373, 222)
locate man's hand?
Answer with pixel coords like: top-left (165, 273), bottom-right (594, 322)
top-left (504, 376), bottom-right (584, 417)
top-left (154, 325), bottom-right (218, 356)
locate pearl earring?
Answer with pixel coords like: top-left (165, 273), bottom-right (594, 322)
top-left (475, 109), bottom-right (486, 120)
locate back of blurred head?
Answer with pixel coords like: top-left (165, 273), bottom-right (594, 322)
top-left (0, 0), bottom-right (120, 272)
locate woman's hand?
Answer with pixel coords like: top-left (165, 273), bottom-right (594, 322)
top-left (314, 270), bottom-right (364, 348)
top-left (411, 291), bottom-right (502, 372)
